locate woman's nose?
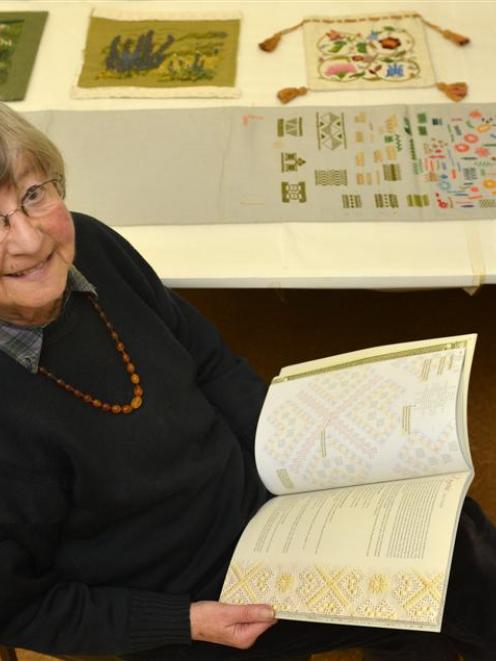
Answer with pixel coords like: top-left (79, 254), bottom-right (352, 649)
top-left (4, 209), bottom-right (44, 253)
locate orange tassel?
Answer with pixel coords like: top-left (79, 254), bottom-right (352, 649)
top-left (421, 18), bottom-right (470, 46)
top-left (259, 33), bottom-right (283, 52)
top-left (259, 20), bottom-right (305, 52)
top-left (277, 86), bottom-right (308, 104)
top-left (441, 29), bottom-right (470, 46)
top-left (436, 82), bottom-right (468, 102)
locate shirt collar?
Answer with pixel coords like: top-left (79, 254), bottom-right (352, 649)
top-left (0, 265), bottom-right (97, 373)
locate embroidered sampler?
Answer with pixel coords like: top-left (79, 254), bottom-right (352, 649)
top-left (222, 104), bottom-right (496, 224)
top-left (26, 103), bottom-right (496, 225)
top-left (0, 12), bottom-right (47, 101)
top-left (73, 9), bottom-right (240, 98)
top-left (303, 13), bottom-right (435, 91)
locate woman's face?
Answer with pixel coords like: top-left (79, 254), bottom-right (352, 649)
top-left (0, 169), bottom-right (75, 326)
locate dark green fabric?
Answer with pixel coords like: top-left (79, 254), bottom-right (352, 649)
top-left (0, 12), bottom-right (47, 101)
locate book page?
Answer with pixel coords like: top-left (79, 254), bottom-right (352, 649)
top-left (256, 336), bottom-right (475, 495)
top-left (221, 471), bottom-right (472, 631)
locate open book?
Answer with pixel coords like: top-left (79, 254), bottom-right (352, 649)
top-left (220, 334), bottom-right (477, 632)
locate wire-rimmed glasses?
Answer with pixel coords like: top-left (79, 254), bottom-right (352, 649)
top-left (0, 176), bottom-right (65, 243)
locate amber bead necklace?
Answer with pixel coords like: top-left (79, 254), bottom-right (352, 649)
top-left (38, 294), bottom-right (143, 414)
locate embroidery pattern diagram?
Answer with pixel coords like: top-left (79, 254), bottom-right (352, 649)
top-left (317, 24), bottom-right (421, 85)
top-left (259, 349), bottom-right (464, 491)
top-left (223, 561), bottom-right (444, 625)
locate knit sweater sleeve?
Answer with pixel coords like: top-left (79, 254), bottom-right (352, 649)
top-left (0, 466), bottom-right (191, 655)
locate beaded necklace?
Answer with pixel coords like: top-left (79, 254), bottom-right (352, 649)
top-left (38, 294), bottom-right (143, 414)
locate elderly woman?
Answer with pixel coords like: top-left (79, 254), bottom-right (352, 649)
top-left (0, 103), bottom-right (494, 661)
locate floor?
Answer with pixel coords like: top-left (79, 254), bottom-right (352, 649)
top-left (15, 650), bottom-right (362, 661)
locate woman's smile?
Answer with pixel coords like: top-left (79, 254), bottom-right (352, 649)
top-left (4, 251), bottom-right (53, 279)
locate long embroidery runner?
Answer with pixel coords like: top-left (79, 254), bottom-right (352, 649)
top-left (26, 103), bottom-right (496, 225)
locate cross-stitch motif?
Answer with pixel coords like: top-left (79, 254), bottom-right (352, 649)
top-left (415, 109), bottom-right (496, 211)
top-left (315, 170), bottom-right (348, 186)
top-left (281, 182), bottom-right (307, 203)
top-left (277, 117), bottom-right (304, 137)
top-left (281, 153), bottom-right (306, 172)
top-left (256, 348), bottom-right (465, 493)
top-left (316, 111), bottom-right (346, 150)
top-left (375, 193), bottom-right (399, 208)
top-left (222, 560), bottom-right (445, 626)
top-left (269, 105), bottom-right (496, 220)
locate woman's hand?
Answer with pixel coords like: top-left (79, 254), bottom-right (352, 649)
top-left (190, 600), bottom-right (277, 649)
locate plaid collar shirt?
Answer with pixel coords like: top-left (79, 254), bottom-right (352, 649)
top-left (0, 266), bottom-right (97, 373)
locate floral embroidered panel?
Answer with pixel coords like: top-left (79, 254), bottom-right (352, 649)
top-left (303, 13), bottom-right (435, 91)
top-left (74, 9), bottom-right (240, 98)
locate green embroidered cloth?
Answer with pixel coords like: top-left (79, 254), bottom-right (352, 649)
top-left (0, 11), bottom-right (47, 101)
top-left (75, 9), bottom-right (240, 98)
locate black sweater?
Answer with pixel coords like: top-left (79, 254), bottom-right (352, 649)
top-left (0, 213), bottom-right (268, 655)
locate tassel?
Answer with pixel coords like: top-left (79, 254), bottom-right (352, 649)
top-left (421, 18), bottom-right (470, 46)
top-left (258, 20), bottom-right (304, 52)
top-left (440, 29), bottom-right (470, 46)
top-left (259, 32), bottom-right (283, 52)
top-left (436, 81), bottom-right (468, 102)
top-left (277, 86), bottom-right (308, 104)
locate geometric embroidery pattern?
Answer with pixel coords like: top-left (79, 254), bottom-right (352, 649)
top-left (383, 163), bottom-right (402, 181)
top-left (222, 561), bottom-right (444, 625)
top-left (315, 169), bottom-right (348, 186)
top-left (260, 348), bottom-right (465, 491)
top-left (281, 182), bottom-right (307, 203)
top-left (375, 193), bottom-right (399, 208)
top-left (281, 152), bottom-right (307, 172)
top-left (342, 194), bottom-right (362, 209)
top-left (316, 112), bottom-right (346, 150)
top-left (407, 194), bottom-right (430, 207)
top-left (278, 117), bottom-right (303, 137)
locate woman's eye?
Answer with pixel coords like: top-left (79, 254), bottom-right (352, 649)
top-left (23, 185), bottom-right (45, 205)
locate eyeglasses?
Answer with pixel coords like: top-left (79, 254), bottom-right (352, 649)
top-left (0, 177), bottom-right (65, 243)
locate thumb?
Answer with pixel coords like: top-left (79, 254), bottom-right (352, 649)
top-left (237, 604), bottom-right (276, 622)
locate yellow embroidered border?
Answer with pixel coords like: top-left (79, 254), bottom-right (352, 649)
top-left (222, 561), bottom-right (444, 625)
